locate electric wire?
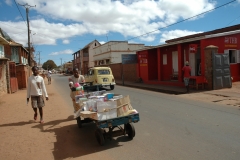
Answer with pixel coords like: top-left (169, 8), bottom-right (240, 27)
top-left (3, 0), bottom-right (238, 65)
top-left (74, 0), bottom-right (239, 50)
top-left (13, 0), bottom-right (27, 26)
top-left (227, 14), bottom-right (240, 26)
top-left (126, 0), bottom-right (238, 42)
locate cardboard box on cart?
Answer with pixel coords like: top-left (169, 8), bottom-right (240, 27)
top-left (111, 95), bottom-right (133, 117)
top-left (80, 101), bottom-right (117, 120)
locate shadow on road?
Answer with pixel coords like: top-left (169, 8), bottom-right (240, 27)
top-left (0, 120), bottom-right (38, 127)
top-left (32, 115), bottom-right (130, 160)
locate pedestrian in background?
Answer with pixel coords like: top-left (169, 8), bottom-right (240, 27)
top-left (27, 66), bottom-right (49, 124)
top-left (68, 67), bottom-right (85, 113)
top-left (182, 61), bottom-right (191, 93)
top-left (47, 70), bottom-right (52, 84)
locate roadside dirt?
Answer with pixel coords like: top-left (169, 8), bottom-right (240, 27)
top-left (178, 82), bottom-right (240, 107)
top-left (0, 79), bottom-right (79, 160)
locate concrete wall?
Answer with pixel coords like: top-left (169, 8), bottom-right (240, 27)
top-left (93, 41), bottom-right (145, 65)
top-left (0, 60), bottom-right (7, 96)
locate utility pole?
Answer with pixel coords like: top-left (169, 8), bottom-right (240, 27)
top-left (35, 51), bottom-right (41, 67)
top-left (60, 58), bottom-right (62, 71)
top-left (19, 3), bottom-right (36, 66)
top-left (38, 51), bottom-right (41, 67)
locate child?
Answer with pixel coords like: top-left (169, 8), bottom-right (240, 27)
top-left (27, 66), bottom-right (49, 123)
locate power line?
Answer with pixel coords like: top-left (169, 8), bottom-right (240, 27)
top-left (127, 0), bottom-right (237, 42)
top-left (13, 0), bottom-right (27, 26)
top-left (3, 0), bottom-right (237, 52)
top-left (227, 14), bottom-right (240, 26)
top-left (93, 0), bottom-right (238, 51)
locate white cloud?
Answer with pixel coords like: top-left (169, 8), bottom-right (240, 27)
top-left (159, 30), bottom-right (203, 43)
top-left (5, 0), bottom-right (12, 5)
top-left (99, 41), bottom-right (106, 44)
top-left (62, 39), bottom-right (70, 44)
top-left (49, 49), bottom-right (74, 56)
top-left (0, 19), bottom-right (88, 45)
top-left (12, 0), bottom-right (215, 43)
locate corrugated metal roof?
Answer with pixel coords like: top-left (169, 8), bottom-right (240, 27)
top-left (0, 28), bottom-right (11, 41)
top-left (165, 24), bottom-right (240, 43)
top-left (0, 36), bottom-right (9, 44)
top-left (136, 27), bottom-right (240, 52)
top-left (83, 40), bottom-right (101, 49)
top-left (9, 41), bottom-right (22, 46)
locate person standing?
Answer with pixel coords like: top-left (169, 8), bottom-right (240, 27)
top-left (47, 70), bottom-right (52, 84)
top-left (182, 61), bottom-right (191, 93)
top-left (27, 66), bottom-right (49, 124)
top-left (68, 68), bottom-right (85, 113)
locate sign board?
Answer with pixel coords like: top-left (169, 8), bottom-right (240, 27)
top-left (189, 44), bottom-right (197, 53)
top-left (122, 54), bottom-right (137, 64)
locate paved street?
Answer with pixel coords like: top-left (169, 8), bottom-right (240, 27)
top-left (0, 74), bottom-right (240, 160)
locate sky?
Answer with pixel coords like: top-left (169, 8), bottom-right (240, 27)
top-left (0, 0), bottom-right (240, 66)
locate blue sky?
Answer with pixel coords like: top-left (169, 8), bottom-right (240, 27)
top-left (1, 0), bottom-right (240, 66)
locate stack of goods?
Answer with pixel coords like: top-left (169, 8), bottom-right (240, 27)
top-left (74, 90), bottom-right (138, 120)
top-left (70, 82), bottom-right (85, 112)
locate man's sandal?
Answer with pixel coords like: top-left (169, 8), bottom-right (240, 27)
top-left (40, 120), bottom-right (44, 124)
top-left (34, 113), bottom-right (37, 120)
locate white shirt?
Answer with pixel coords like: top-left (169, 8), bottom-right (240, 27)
top-left (47, 72), bottom-right (51, 77)
top-left (27, 75), bottom-right (48, 98)
top-left (69, 75), bottom-right (85, 85)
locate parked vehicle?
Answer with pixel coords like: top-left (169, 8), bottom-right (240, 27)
top-left (84, 67), bottom-right (115, 90)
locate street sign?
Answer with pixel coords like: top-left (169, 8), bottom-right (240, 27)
top-left (122, 54), bottom-right (137, 64)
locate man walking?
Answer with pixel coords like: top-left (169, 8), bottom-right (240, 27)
top-left (47, 70), bottom-right (52, 84)
top-left (182, 61), bottom-right (191, 93)
top-left (27, 66), bottom-right (49, 124)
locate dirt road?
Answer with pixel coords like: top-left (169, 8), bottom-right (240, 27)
top-left (1, 78), bottom-right (240, 160)
top-left (0, 79), bottom-right (82, 160)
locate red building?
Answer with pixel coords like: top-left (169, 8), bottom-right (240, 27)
top-left (137, 24), bottom-right (240, 89)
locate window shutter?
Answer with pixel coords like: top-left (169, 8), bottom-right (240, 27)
top-left (237, 50), bottom-right (240, 63)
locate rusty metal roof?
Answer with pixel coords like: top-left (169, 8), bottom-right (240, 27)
top-left (165, 24), bottom-right (240, 43)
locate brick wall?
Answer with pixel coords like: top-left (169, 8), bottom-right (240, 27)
top-left (0, 61), bottom-right (7, 96)
top-left (109, 63), bottom-right (122, 80)
top-left (122, 63), bottom-right (138, 82)
top-left (4, 45), bottom-right (11, 58)
top-left (99, 63), bottom-right (138, 82)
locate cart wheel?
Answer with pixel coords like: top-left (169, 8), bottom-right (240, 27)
top-left (95, 129), bottom-right (105, 146)
top-left (125, 123), bottom-right (135, 140)
top-left (76, 117), bottom-right (82, 128)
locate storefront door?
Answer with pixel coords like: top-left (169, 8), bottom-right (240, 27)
top-left (212, 53), bottom-right (232, 89)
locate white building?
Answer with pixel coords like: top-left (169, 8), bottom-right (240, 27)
top-left (93, 41), bottom-right (146, 66)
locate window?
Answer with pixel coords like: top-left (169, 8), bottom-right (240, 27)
top-left (229, 50), bottom-right (237, 63)
top-left (11, 47), bottom-right (19, 63)
top-left (0, 45), bottom-right (4, 58)
top-left (98, 70), bottom-right (110, 75)
top-left (88, 69), bottom-right (94, 75)
top-left (83, 52), bottom-right (89, 57)
top-left (225, 50), bottom-right (240, 64)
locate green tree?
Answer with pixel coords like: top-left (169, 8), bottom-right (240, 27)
top-left (42, 60), bottom-right (57, 70)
